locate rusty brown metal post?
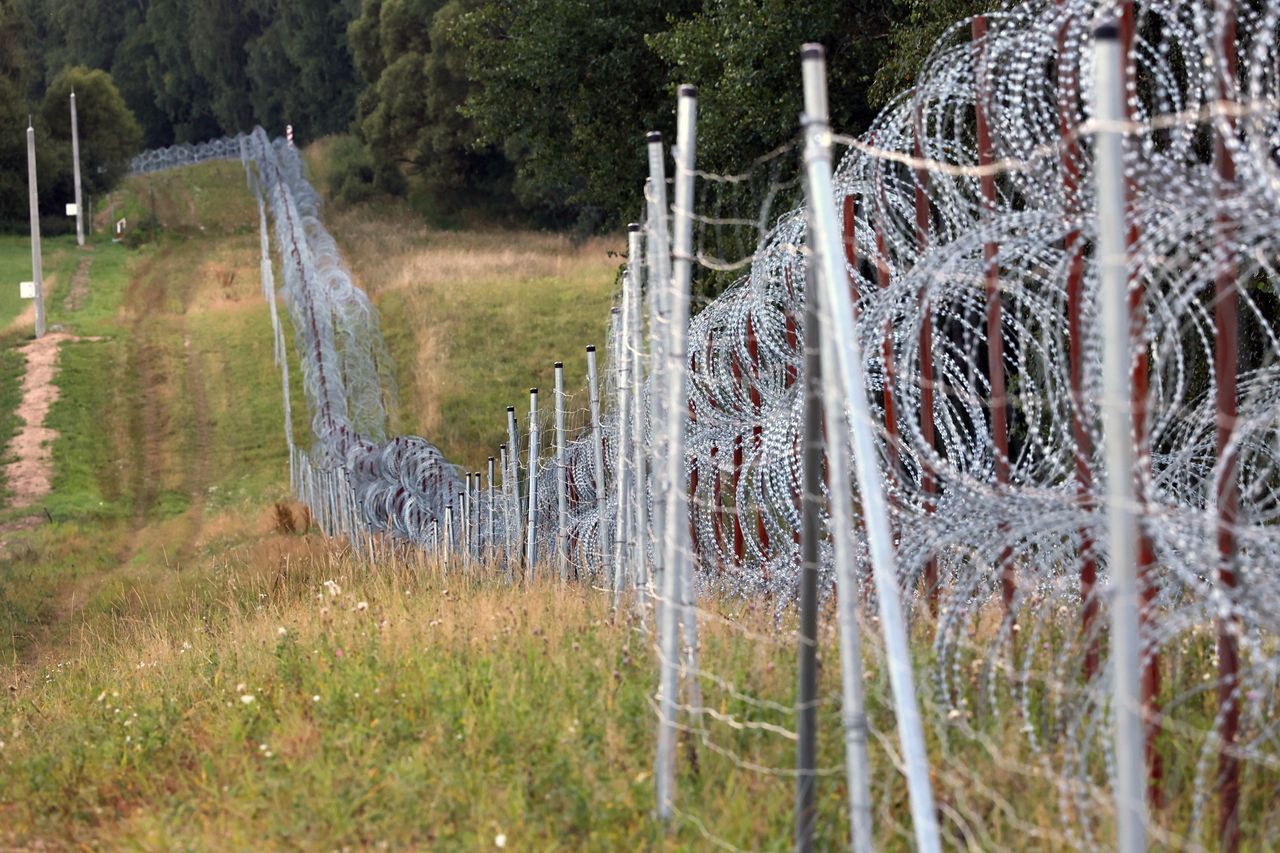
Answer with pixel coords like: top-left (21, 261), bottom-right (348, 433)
top-left (973, 15), bottom-right (1014, 613)
top-left (1213, 3), bottom-right (1241, 848)
top-left (1057, 0), bottom-right (1102, 680)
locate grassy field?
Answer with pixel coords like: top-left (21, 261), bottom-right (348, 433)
top-left (1, 153), bottom-right (1275, 850)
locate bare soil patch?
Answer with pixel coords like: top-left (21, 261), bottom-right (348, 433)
top-left (3, 331), bottom-right (78, 509)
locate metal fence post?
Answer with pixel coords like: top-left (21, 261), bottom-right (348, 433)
top-left (646, 132), bottom-right (672, 597)
top-left (488, 456), bottom-right (497, 561)
top-left (506, 407), bottom-right (523, 571)
top-left (525, 388), bottom-right (540, 576)
top-left (796, 257), bottom-right (823, 852)
top-left (1093, 24), bottom-right (1147, 853)
top-left (801, 44), bottom-right (940, 853)
top-left (555, 362), bottom-right (569, 580)
top-left (587, 345), bottom-right (609, 579)
top-left (655, 84), bottom-right (698, 826)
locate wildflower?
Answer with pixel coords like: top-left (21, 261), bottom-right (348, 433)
top-left (277, 627), bottom-right (288, 637)
top-left (312, 695), bottom-right (320, 702)
top-left (356, 601), bottom-right (369, 612)
top-left (236, 682), bottom-right (247, 693)
top-left (324, 580), bottom-right (341, 597)
top-left (240, 694), bottom-right (255, 705)
top-left (495, 834), bottom-right (507, 848)
top-left (335, 648), bottom-right (344, 659)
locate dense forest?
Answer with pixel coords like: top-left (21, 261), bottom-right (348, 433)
top-left (1, 0), bottom-right (989, 233)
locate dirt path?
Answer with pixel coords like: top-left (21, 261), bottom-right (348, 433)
top-left (62, 246), bottom-right (95, 311)
top-left (2, 332), bottom-right (77, 509)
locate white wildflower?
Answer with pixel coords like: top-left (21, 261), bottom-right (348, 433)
top-left (240, 694), bottom-right (255, 705)
top-left (495, 834), bottom-right (507, 848)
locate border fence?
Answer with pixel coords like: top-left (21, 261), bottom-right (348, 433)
top-left (132, 1), bottom-right (1280, 848)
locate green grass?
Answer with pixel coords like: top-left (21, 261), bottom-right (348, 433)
top-left (2, 546), bottom-right (1274, 850)
top-left (0, 233), bottom-right (83, 331)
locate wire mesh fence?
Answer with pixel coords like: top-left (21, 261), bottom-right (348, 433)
top-left (129, 0), bottom-right (1280, 847)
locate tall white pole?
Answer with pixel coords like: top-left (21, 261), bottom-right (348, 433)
top-left (26, 123), bottom-right (45, 340)
top-left (586, 345), bottom-right (610, 578)
top-left (554, 362), bottom-right (569, 580)
top-left (70, 91), bottom-right (84, 247)
top-left (655, 84), bottom-right (697, 826)
top-left (1093, 23), bottom-right (1147, 853)
top-left (800, 44), bottom-right (940, 853)
top-left (525, 387), bottom-right (540, 576)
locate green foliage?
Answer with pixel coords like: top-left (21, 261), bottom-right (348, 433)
top-left (349, 0), bottom-right (512, 208)
top-left (246, 0), bottom-right (364, 140)
top-left (26, 0), bottom-right (362, 147)
top-left (870, 0), bottom-right (997, 105)
top-left (326, 134), bottom-right (406, 204)
top-left (648, 0), bottom-right (893, 177)
top-left (14, 0), bottom-right (1010, 232)
top-left (0, 77), bottom-right (27, 230)
top-left (453, 0), bottom-right (694, 229)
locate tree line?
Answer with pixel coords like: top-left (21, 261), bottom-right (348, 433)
top-left (1, 0), bottom-right (988, 234)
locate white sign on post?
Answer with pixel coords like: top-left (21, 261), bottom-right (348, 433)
top-left (19, 281), bottom-right (35, 299)
top-left (65, 203), bottom-right (78, 216)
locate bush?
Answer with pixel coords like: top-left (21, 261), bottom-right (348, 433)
top-left (326, 135), bottom-right (404, 206)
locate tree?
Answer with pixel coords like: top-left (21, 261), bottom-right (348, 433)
top-left (245, 0), bottom-right (363, 142)
top-left (0, 76), bottom-right (28, 229)
top-left (350, 0), bottom-right (510, 205)
top-left (648, 0), bottom-right (895, 176)
top-left (39, 66), bottom-right (143, 202)
top-left (870, 0), bottom-right (997, 105)
top-left (454, 0), bottom-right (695, 228)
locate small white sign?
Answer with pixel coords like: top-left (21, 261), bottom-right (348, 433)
top-left (19, 281), bottom-right (35, 299)
top-left (65, 203), bottom-right (78, 216)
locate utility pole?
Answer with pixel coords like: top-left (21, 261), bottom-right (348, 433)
top-left (26, 121), bottom-right (45, 339)
top-left (71, 91), bottom-right (84, 246)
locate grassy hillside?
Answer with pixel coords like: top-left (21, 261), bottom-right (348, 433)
top-left (303, 139), bottom-right (621, 468)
